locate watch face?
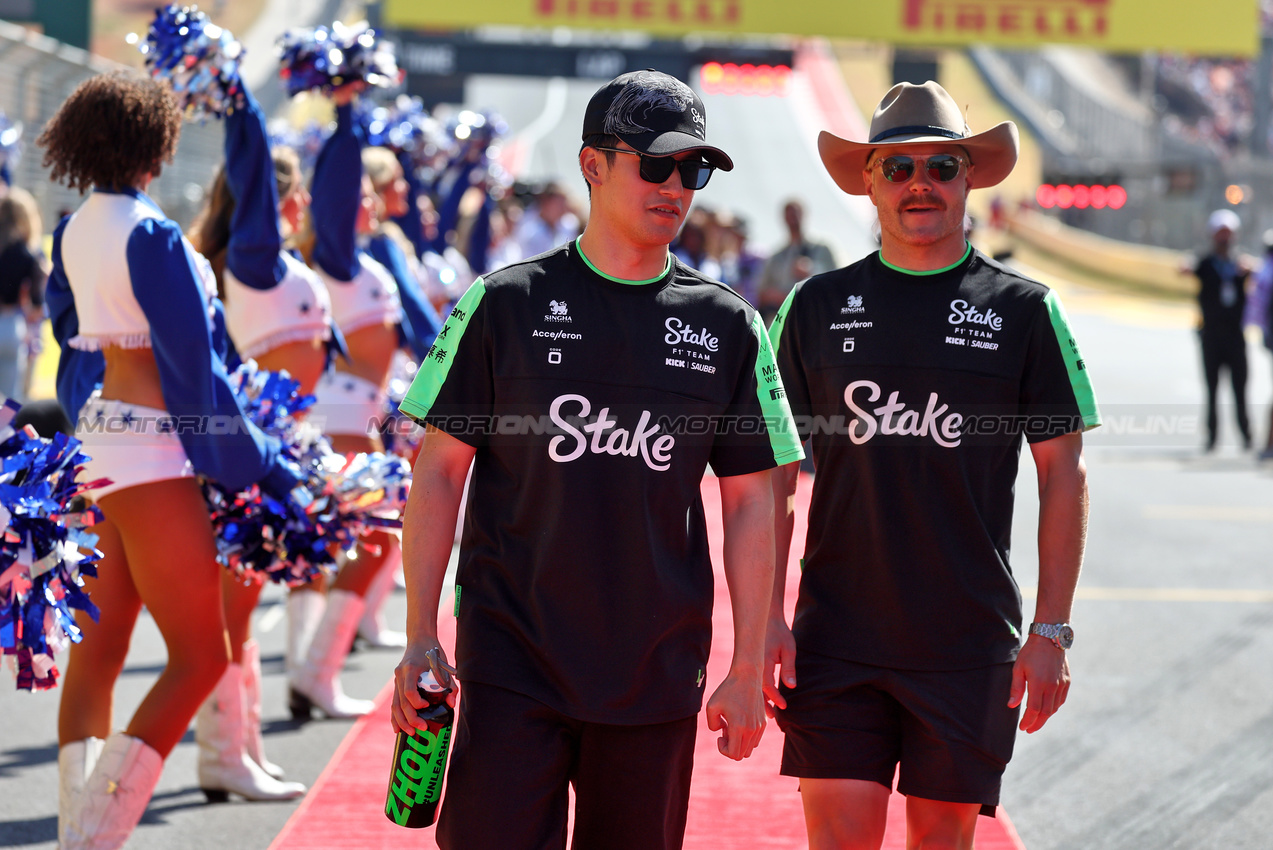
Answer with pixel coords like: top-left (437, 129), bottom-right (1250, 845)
top-left (1057, 625), bottom-right (1075, 649)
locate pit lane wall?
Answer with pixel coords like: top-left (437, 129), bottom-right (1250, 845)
top-left (1007, 207), bottom-right (1194, 298)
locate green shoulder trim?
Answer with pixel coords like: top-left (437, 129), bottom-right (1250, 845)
top-left (751, 312), bottom-right (805, 465)
top-left (399, 278), bottom-right (487, 422)
top-left (768, 282), bottom-right (801, 353)
top-left (576, 237), bottom-right (671, 285)
top-left (878, 242), bottom-right (972, 276)
top-left (1043, 289), bottom-right (1101, 430)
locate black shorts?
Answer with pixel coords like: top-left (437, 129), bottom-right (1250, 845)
top-left (775, 650), bottom-right (1019, 816)
top-left (436, 680), bottom-right (698, 850)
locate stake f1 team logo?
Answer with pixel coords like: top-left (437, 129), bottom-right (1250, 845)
top-left (948, 299), bottom-right (1003, 331)
top-left (548, 393), bottom-right (675, 471)
top-left (664, 317), bottom-right (719, 351)
top-left (844, 380), bottom-right (963, 447)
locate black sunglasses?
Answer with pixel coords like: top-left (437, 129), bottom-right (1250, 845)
top-left (872, 154), bottom-right (967, 184)
top-left (591, 146), bottom-right (716, 190)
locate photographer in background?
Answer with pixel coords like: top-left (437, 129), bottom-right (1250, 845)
top-left (756, 198), bottom-right (835, 323)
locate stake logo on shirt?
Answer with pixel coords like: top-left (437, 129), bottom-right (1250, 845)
top-left (948, 299), bottom-right (1003, 331)
top-left (548, 393), bottom-right (676, 471)
top-left (844, 380), bottom-right (963, 447)
top-left (664, 317), bottom-right (719, 352)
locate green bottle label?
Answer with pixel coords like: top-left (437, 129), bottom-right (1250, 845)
top-left (385, 723), bottom-right (453, 825)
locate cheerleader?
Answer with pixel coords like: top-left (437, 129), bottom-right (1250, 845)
top-left (285, 87), bottom-right (413, 719)
top-left (356, 144), bottom-right (441, 646)
top-left (39, 71), bottom-right (302, 848)
top-left (186, 79), bottom-right (334, 802)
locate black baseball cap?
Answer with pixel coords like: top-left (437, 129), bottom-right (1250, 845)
top-left (582, 69), bottom-right (733, 171)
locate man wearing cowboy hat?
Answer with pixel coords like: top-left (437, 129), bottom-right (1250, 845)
top-left (763, 80), bottom-right (1101, 849)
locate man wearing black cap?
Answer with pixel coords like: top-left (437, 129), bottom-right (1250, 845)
top-left (765, 81), bottom-right (1100, 849)
top-left (392, 69), bottom-right (803, 849)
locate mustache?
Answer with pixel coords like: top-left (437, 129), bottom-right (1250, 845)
top-left (900, 199), bottom-right (946, 212)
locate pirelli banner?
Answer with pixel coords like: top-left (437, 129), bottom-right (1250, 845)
top-left (382, 0), bottom-right (1260, 57)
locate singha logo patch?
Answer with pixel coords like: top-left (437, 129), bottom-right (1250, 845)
top-left (544, 300), bottom-right (573, 323)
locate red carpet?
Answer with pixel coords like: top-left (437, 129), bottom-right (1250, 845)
top-left (269, 474), bottom-right (1026, 849)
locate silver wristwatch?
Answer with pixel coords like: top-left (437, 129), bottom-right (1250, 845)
top-left (1028, 622), bottom-right (1074, 650)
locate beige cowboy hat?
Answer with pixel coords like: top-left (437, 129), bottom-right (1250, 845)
top-left (819, 80), bottom-right (1019, 196)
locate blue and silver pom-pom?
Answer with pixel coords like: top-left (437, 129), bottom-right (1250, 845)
top-left (297, 445), bottom-right (411, 544)
top-left (130, 4), bottom-right (246, 121)
top-left (0, 112), bottom-right (22, 185)
top-left (0, 399), bottom-right (106, 691)
top-left (276, 20), bottom-right (403, 97)
top-left (202, 363), bottom-right (327, 585)
top-left (380, 355), bottom-right (424, 459)
top-left (361, 95), bottom-right (441, 153)
top-left (205, 364), bottom-right (411, 586)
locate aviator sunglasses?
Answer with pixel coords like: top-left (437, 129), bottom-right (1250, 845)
top-left (591, 146), bottom-right (717, 190)
top-left (872, 153), bottom-right (967, 184)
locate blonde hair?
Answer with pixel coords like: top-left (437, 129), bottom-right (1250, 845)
top-left (361, 146), bottom-right (401, 192)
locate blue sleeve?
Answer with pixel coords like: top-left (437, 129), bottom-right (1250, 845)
top-left (429, 160), bottom-right (476, 255)
top-left (127, 220), bottom-right (298, 497)
top-left (367, 237), bottom-right (439, 360)
top-left (210, 295), bottom-right (242, 371)
top-left (392, 149), bottom-right (427, 258)
top-left (311, 103), bottom-right (362, 281)
top-left (467, 192), bottom-right (494, 275)
top-left (48, 217), bottom-right (104, 418)
top-left (223, 85), bottom-right (288, 291)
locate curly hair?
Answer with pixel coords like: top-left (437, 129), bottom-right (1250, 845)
top-left (37, 71), bottom-right (182, 193)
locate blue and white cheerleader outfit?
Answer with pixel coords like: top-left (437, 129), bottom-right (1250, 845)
top-left (46, 188), bottom-right (299, 501)
top-left (219, 86), bottom-right (337, 365)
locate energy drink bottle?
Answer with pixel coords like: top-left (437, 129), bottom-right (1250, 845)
top-left (385, 649), bottom-right (455, 828)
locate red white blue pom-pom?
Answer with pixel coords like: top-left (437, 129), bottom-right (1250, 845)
top-left (203, 363), bottom-right (325, 584)
top-left (380, 355), bottom-right (424, 459)
top-left (131, 3), bottom-right (246, 121)
top-left (205, 364), bottom-right (410, 586)
top-left (0, 398), bottom-right (106, 691)
top-left (276, 20), bottom-right (403, 97)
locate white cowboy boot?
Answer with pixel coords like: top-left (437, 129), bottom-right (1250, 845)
top-left (289, 589), bottom-right (376, 719)
top-left (60, 732), bottom-right (162, 850)
top-left (240, 639), bottom-right (286, 781)
top-left (57, 737), bottom-right (103, 847)
top-left (356, 540), bottom-right (407, 648)
top-left (284, 589), bottom-right (326, 682)
top-left (195, 663), bottom-right (306, 802)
